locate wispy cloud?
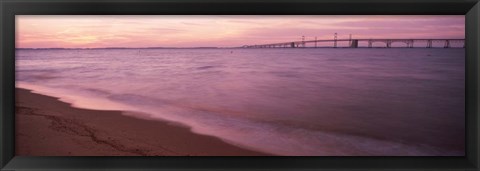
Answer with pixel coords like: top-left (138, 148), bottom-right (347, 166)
top-left (16, 15), bottom-right (465, 48)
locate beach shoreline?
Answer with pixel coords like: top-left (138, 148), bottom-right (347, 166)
top-left (15, 88), bottom-right (270, 156)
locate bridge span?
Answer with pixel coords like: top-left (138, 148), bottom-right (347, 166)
top-left (243, 38), bottom-right (465, 48)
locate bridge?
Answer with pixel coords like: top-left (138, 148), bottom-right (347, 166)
top-left (243, 38), bottom-right (465, 48)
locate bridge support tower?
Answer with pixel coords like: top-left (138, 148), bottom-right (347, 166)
top-left (386, 40), bottom-right (391, 48)
top-left (444, 40), bottom-right (450, 48)
top-left (350, 40), bottom-right (359, 48)
top-left (427, 40), bottom-right (433, 48)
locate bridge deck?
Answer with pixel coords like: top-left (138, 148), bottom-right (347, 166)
top-left (244, 38), bottom-right (465, 48)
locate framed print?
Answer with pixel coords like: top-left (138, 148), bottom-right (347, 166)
top-left (1, 0), bottom-right (479, 170)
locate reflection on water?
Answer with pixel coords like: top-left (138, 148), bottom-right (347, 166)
top-left (16, 48), bottom-right (465, 156)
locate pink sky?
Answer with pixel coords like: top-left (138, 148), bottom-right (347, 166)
top-left (16, 15), bottom-right (465, 48)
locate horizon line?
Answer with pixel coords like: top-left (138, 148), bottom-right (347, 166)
top-left (16, 38), bottom-right (466, 50)
top-left (16, 47), bottom-right (230, 50)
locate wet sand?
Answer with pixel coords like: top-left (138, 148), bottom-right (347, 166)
top-left (15, 88), bottom-right (269, 156)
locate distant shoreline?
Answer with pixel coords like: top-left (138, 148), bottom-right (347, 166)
top-left (16, 47), bottom-right (224, 50)
top-left (16, 47), bottom-right (466, 50)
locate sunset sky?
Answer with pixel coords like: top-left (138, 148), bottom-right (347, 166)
top-left (16, 15), bottom-right (465, 48)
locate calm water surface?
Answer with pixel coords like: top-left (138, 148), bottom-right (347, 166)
top-left (16, 48), bottom-right (465, 156)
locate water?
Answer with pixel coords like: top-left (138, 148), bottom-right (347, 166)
top-left (16, 48), bottom-right (465, 156)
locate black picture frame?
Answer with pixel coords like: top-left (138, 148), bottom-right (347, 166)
top-left (1, 0), bottom-right (479, 170)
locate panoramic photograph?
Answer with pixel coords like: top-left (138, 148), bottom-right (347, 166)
top-left (15, 15), bottom-right (465, 156)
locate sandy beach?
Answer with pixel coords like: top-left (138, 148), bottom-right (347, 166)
top-left (15, 88), bottom-right (269, 156)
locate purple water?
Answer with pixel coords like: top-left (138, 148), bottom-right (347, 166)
top-left (16, 48), bottom-right (465, 156)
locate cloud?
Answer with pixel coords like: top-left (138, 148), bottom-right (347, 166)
top-left (334, 18), bottom-right (464, 29)
top-left (147, 27), bottom-right (186, 33)
top-left (16, 15), bottom-right (465, 48)
top-left (181, 22), bottom-right (205, 26)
